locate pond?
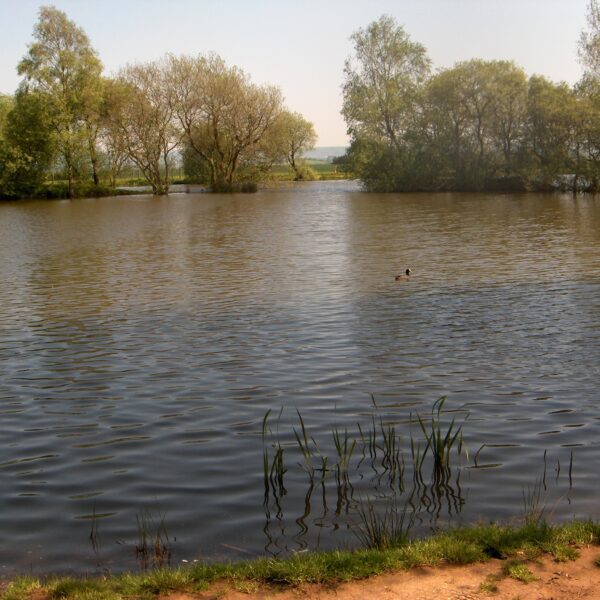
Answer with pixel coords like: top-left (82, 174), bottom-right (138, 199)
top-left (0, 181), bottom-right (599, 574)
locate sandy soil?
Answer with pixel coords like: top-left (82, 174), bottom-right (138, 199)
top-left (178, 546), bottom-right (600, 600)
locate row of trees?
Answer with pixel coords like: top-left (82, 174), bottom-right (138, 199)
top-left (0, 6), bottom-right (317, 198)
top-left (343, 11), bottom-right (600, 192)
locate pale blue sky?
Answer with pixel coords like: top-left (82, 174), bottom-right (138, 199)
top-left (0, 0), bottom-right (589, 145)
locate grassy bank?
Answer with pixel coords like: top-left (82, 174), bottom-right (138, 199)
top-left (2, 519), bottom-right (599, 600)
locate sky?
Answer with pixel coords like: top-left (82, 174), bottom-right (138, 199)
top-left (0, 0), bottom-right (590, 146)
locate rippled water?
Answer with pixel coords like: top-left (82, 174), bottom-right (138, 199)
top-left (1, 181), bottom-right (599, 574)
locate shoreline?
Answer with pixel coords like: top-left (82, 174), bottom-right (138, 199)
top-left (2, 519), bottom-right (599, 600)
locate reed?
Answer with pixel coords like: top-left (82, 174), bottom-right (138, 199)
top-left (332, 425), bottom-right (356, 480)
top-left (416, 396), bottom-right (465, 477)
top-left (89, 504), bottom-right (99, 555)
top-left (353, 496), bottom-right (414, 550)
top-left (522, 478), bottom-right (546, 526)
top-left (135, 508), bottom-right (171, 570)
top-left (262, 408), bottom-right (287, 498)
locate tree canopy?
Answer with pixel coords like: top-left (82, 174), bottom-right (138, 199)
top-left (0, 6), bottom-right (315, 198)
top-left (343, 13), bottom-right (600, 193)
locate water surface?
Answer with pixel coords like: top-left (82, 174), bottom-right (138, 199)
top-left (1, 182), bottom-right (599, 573)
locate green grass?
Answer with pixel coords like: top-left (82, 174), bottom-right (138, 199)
top-left (502, 560), bottom-right (538, 583)
top-left (2, 520), bottom-right (598, 600)
top-left (270, 160), bottom-right (352, 181)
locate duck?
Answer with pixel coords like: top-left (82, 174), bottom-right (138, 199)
top-left (395, 268), bottom-right (412, 281)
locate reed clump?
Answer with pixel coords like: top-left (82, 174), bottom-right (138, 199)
top-left (261, 396), bottom-right (469, 548)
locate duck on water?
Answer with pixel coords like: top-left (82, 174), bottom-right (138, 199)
top-left (395, 268), bottom-right (412, 281)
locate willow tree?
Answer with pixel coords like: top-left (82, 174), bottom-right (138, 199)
top-left (107, 63), bottom-right (179, 195)
top-left (18, 6), bottom-right (103, 197)
top-left (168, 53), bottom-right (283, 191)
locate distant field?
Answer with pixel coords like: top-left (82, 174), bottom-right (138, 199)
top-left (271, 159), bottom-right (351, 180)
top-left (303, 146), bottom-right (347, 160)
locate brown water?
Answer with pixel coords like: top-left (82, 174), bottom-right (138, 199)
top-left (0, 181), bottom-right (599, 574)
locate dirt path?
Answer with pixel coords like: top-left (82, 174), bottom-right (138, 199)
top-left (182, 546), bottom-right (600, 599)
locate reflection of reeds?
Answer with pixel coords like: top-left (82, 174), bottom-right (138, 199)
top-left (262, 409), bottom-right (287, 497)
top-left (569, 450), bottom-right (574, 488)
top-left (89, 504), bottom-right (99, 554)
top-left (136, 508), bottom-right (171, 570)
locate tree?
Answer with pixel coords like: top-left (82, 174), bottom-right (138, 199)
top-left (424, 60), bottom-right (528, 188)
top-left (0, 95), bottom-right (13, 141)
top-left (342, 15), bottom-right (431, 190)
top-left (268, 110), bottom-right (317, 180)
top-left (425, 66), bottom-right (472, 186)
top-left (342, 15), bottom-right (431, 151)
top-left (526, 76), bottom-right (578, 187)
top-left (98, 79), bottom-right (130, 188)
top-left (18, 5), bottom-right (103, 197)
top-left (580, 0), bottom-right (600, 78)
top-left (107, 61), bottom-right (179, 195)
top-left (575, 77), bottom-right (600, 189)
top-left (0, 90), bottom-right (56, 197)
top-left (168, 53), bottom-right (283, 191)
top-left (487, 61), bottom-right (528, 175)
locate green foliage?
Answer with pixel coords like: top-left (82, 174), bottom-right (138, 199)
top-left (503, 560), bottom-right (538, 583)
top-left (580, 0), bottom-right (600, 78)
top-left (0, 90), bottom-right (56, 198)
top-left (18, 5), bottom-right (104, 197)
top-left (181, 143), bottom-right (211, 183)
top-left (0, 94), bottom-right (13, 141)
top-left (344, 16), bottom-right (600, 192)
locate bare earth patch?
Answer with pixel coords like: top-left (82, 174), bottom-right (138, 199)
top-left (181, 546), bottom-right (600, 600)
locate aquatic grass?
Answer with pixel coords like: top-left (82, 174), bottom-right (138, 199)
top-left (332, 425), bottom-right (356, 478)
top-left (262, 398), bottom-right (471, 543)
top-left (293, 409), bottom-right (314, 477)
top-left (416, 396), bottom-right (466, 478)
top-left (353, 497), bottom-right (414, 550)
top-left (262, 408), bottom-right (287, 499)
